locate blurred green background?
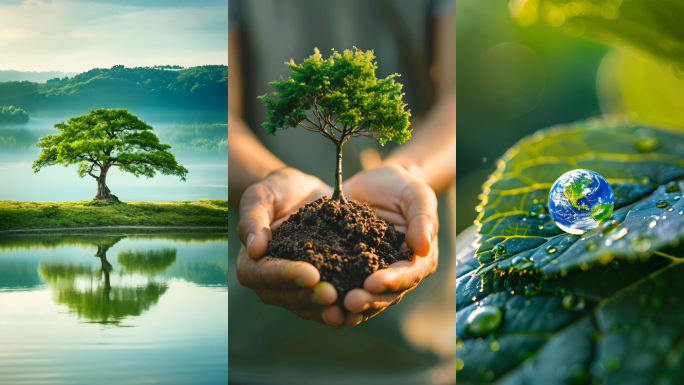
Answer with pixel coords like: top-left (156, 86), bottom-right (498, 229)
top-left (456, 0), bottom-right (684, 235)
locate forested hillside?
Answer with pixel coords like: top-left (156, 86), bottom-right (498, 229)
top-left (0, 65), bottom-right (227, 112)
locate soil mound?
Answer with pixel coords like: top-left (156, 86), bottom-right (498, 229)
top-left (267, 197), bottom-right (413, 300)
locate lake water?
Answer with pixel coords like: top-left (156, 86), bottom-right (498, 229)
top-left (0, 233), bottom-right (228, 384)
top-left (0, 108), bottom-right (227, 201)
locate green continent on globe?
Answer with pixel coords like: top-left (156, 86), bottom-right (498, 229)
top-left (591, 202), bottom-right (613, 221)
top-left (562, 175), bottom-right (592, 210)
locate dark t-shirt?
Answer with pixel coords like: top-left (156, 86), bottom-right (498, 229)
top-left (229, 1), bottom-right (456, 384)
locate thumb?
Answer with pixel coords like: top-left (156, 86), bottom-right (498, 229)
top-left (403, 182), bottom-right (439, 257)
top-left (238, 183), bottom-right (275, 259)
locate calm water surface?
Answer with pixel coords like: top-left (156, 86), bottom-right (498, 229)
top-left (0, 233), bottom-right (228, 384)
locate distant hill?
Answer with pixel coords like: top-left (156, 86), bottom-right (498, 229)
top-left (0, 70), bottom-right (79, 83)
top-left (0, 65), bottom-right (227, 112)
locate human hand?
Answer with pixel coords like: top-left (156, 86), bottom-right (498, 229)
top-left (237, 167), bottom-right (332, 259)
top-left (236, 167), bottom-right (347, 328)
top-left (341, 162), bottom-right (439, 326)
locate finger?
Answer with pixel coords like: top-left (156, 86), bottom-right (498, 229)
top-left (373, 208), bottom-right (406, 228)
top-left (236, 249), bottom-right (320, 289)
top-left (256, 282), bottom-right (337, 309)
top-left (402, 182), bottom-right (439, 257)
top-left (344, 307), bottom-right (387, 326)
top-left (363, 253), bottom-right (437, 293)
top-left (343, 288), bottom-right (403, 313)
top-left (321, 304), bottom-right (345, 327)
top-left (289, 306), bottom-right (344, 329)
top-left (238, 183), bottom-right (274, 259)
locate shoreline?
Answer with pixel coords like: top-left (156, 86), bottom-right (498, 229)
top-left (0, 200), bottom-right (229, 232)
top-left (0, 225), bottom-right (228, 236)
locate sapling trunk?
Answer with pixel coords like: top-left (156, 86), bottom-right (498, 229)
top-left (331, 143), bottom-right (347, 203)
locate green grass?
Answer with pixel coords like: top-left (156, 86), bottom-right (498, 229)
top-left (0, 200), bottom-right (228, 232)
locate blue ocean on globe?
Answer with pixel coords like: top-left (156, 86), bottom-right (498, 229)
top-left (548, 169), bottom-right (615, 235)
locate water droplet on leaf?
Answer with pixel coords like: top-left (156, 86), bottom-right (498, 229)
top-left (492, 243), bottom-right (506, 256)
top-left (635, 137), bottom-right (660, 153)
top-left (656, 200), bottom-right (669, 208)
top-left (512, 256), bottom-right (533, 270)
top-left (546, 245), bottom-right (557, 254)
top-left (562, 294), bottom-right (585, 311)
top-left (528, 203), bottom-right (547, 218)
top-left (630, 237), bottom-right (651, 253)
top-left (464, 306), bottom-right (503, 336)
top-left (585, 240), bottom-right (599, 251)
top-left (666, 182), bottom-right (681, 193)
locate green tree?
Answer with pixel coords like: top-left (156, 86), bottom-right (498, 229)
top-left (32, 109), bottom-right (188, 201)
top-left (259, 48), bottom-right (412, 202)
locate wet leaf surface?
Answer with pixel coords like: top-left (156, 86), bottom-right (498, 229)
top-left (457, 119), bottom-right (684, 384)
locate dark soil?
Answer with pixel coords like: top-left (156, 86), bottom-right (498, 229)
top-left (267, 197), bottom-right (413, 301)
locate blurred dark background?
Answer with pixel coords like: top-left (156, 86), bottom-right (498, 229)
top-left (456, 0), bottom-right (608, 234)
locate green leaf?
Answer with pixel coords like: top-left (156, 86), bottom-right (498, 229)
top-left (258, 47), bottom-right (412, 146)
top-left (457, 118), bottom-right (684, 384)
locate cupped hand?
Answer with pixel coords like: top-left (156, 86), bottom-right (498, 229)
top-left (236, 167), bottom-right (346, 328)
top-left (341, 162), bottom-right (439, 326)
top-left (237, 167), bottom-right (332, 259)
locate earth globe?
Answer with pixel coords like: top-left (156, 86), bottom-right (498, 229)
top-left (548, 169), bottom-right (614, 234)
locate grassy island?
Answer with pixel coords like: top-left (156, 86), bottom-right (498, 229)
top-left (0, 200), bottom-right (228, 232)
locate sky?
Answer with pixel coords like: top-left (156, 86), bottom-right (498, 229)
top-left (0, 0), bottom-right (228, 73)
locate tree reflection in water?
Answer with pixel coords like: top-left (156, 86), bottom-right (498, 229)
top-left (38, 237), bottom-right (176, 326)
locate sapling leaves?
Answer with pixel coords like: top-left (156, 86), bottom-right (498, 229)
top-left (457, 118), bottom-right (684, 384)
top-left (258, 48), bottom-right (412, 201)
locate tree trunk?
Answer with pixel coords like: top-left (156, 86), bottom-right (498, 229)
top-left (94, 166), bottom-right (119, 202)
top-left (331, 143), bottom-right (347, 203)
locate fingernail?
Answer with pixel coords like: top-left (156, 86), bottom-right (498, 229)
top-left (375, 284), bottom-right (387, 293)
top-left (294, 277), bottom-right (307, 287)
top-left (311, 283), bottom-right (334, 304)
top-left (246, 233), bottom-right (255, 249)
top-left (425, 230), bottom-right (433, 244)
top-left (321, 311), bottom-right (331, 325)
top-left (354, 314), bottom-right (363, 325)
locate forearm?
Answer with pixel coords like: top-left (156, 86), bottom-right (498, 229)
top-left (228, 111), bottom-right (286, 203)
top-left (385, 89), bottom-right (456, 194)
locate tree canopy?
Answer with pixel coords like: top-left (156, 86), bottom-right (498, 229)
top-left (32, 109), bottom-right (188, 200)
top-left (259, 47), bottom-right (412, 146)
top-left (258, 47), bottom-right (412, 201)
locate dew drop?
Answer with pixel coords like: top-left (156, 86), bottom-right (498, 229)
top-left (512, 256), bottom-right (533, 270)
top-left (635, 136), bottom-right (660, 153)
top-left (640, 176), bottom-right (651, 185)
top-left (631, 237), bottom-right (651, 253)
top-left (550, 259), bottom-right (560, 265)
top-left (464, 306), bottom-right (503, 336)
top-left (656, 200), bottom-right (669, 208)
top-left (492, 243), bottom-right (506, 256)
top-left (528, 203), bottom-right (547, 218)
top-left (601, 220), bottom-right (620, 234)
top-left (666, 182), bottom-right (681, 193)
top-left (585, 240), bottom-right (599, 251)
top-left (562, 294), bottom-right (586, 311)
top-left (538, 224), bottom-right (544, 230)
top-left (546, 245), bottom-right (558, 254)
top-left (668, 207), bottom-right (675, 212)
top-left (489, 339), bottom-right (500, 352)
top-left (608, 228), bottom-right (628, 240)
